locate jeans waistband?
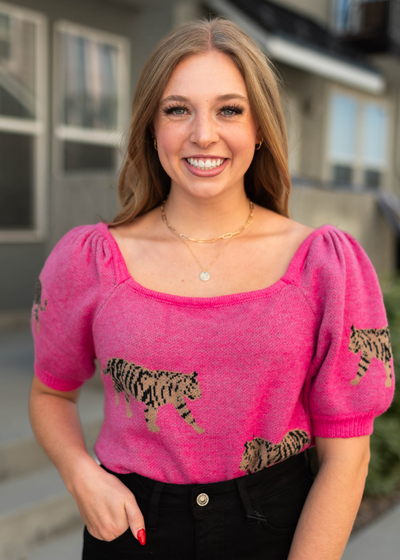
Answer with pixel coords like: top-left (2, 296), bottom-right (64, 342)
top-left (101, 452), bottom-right (310, 530)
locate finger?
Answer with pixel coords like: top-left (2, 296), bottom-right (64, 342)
top-left (125, 498), bottom-right (146, 545)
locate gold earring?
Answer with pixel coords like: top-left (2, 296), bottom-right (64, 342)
top-left (255, 139), bottom-right (263, 150)
top-left (153, 137), bottom-right (158, 151)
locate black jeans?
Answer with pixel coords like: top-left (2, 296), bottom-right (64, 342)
top-left (82, 452), bottom-right (314, 560)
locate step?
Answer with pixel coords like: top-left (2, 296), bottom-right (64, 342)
top-left (0, 419), bottom-right (102, 483)
top-left (12, 524), bottom-right (84, 560)
top-left (0, 465), bottom-right (82, 560)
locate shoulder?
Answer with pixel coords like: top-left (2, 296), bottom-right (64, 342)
top-left (50, 223), bottom-right (109, 256)
top-left (41, 222), bottom-right (121, 288)
top-left (286, 224), bottom-right (381, 311)
top-left (300, 224), bottom-right (372, 275)
top-left (253, 207), bottom-right (315, 259)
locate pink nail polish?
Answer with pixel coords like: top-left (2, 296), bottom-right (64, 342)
top-left (137, 528), bottom-right (146, 546)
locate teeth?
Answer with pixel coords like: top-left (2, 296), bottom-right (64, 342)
top-left (187, 158), bottom-right (225, 170)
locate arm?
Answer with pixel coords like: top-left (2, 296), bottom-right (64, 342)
top-left (287, 435), bottom-right (370, 560)
top-left (29, 373), bottom-right (146, 543)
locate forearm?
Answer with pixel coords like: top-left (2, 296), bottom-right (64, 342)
top-left (29, 377), bottom-right (146, 542)
top-left (288, 455), bottom-right (368, 560)
top-left (29, 387), bottom-right (96, 492)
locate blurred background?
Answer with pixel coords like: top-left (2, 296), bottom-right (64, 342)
top-left (1, 1), bottom-right (400, 559)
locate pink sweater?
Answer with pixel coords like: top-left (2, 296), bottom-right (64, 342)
top-left (32, 223), bottom-right (394, 484)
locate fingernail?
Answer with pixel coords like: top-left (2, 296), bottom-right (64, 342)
top-left (137, 528), bottom-right (146, 546)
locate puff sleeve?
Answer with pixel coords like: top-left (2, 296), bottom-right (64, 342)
top-left (31, 225), bottom-right (116, 391)
top-left (302, 227), bottom-right (395, 438)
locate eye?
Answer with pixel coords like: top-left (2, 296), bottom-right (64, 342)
top-left (162, 105), bottom-right (189, 116)
top-left (220, 104), bottom-right (244, 117)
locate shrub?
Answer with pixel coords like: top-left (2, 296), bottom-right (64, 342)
top-left (364, 278), bottom-right (400, 495)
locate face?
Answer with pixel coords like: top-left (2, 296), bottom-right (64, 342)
top-left (152, 50), bottom-right (259, 201)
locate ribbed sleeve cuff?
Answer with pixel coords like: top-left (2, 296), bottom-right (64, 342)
top-left (34, 363), bottom-right (84, 392)
top-left (311, 413), bottom-right (375, 438)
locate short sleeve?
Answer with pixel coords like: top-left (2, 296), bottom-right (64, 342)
top-left (31, 225), bottom-right (116, 391)
top-left (302, 227), bottom-right (395, 438)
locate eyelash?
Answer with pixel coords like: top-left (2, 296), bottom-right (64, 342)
top-left (162, 104), bottom-right (244, 117)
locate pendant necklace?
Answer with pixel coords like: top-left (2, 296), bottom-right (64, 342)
top-left (160, 200), bottom-right (254, 281)
top-left (181, 237), bottom-right (234, 281)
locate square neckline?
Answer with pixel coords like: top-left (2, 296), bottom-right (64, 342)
top-left (99, 222), bottom-right (334, 307)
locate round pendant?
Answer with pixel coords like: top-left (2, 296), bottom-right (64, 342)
top-left (200, 271), bottom-right (210, 282)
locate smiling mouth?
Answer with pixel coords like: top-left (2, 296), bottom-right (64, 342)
top-left (185, 157), bottom-right (226, 170)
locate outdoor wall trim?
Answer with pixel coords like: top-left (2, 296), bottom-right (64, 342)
top-left (0, 1), bottom-right (48, 244)
top-left (0, 231), bottom-right (45, 244)
top-left (208, 0), bottom-right (385, 94)
top-left (52, 19), bottom-right (130, 175)
top-left (54, 126), bottom-right (122, 145)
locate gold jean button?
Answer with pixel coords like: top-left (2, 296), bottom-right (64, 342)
top-left (196, 493), bottom-right (209, 506)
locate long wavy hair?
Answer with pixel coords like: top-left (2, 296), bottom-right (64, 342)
top-left (112, 17), bottom-right (291, 226)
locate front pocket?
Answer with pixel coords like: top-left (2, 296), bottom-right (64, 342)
top-left (84, 526), bottom-right (132, 546)
top-left (83, 526), bottom-right (157, 558)
top-left (255, 474), bottom-right (313, 532)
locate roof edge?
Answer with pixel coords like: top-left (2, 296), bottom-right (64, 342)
top-left (207, 0), bottom-right (385, 94)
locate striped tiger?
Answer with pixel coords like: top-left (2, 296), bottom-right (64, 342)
top-left (239, 430), bottom-right (310, 474)
top-left (33, 278), bottom-right (47, 333)
top-left (103, 358), bottom-right (205, 434)
top-left (348, 325), bottom-right (392, 388)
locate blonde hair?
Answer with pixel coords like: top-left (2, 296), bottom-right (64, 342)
top-left (112, 17), bottom-right (291, 225)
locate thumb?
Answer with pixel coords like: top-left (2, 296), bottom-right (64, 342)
top-left (126, 497), bottom-right (146, 546)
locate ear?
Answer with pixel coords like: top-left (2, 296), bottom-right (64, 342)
top-left (351, 325), bottom-right (355, 332)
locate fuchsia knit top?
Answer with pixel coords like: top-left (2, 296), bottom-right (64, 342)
top-left (32, 223), bottom-right (395, 484)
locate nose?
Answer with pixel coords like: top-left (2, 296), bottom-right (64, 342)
top-left (189, 113), bottom-right (219, 148)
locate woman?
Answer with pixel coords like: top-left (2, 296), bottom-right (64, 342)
top-left (30, 18), bottom-right (394, 560)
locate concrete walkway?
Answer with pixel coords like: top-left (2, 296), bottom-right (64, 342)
top-left (0, 324), bottom-right (399, 559)
top-left (0, 324), bottom-right (103, 560)
top-left (342, 503), bottom-right (400, 560)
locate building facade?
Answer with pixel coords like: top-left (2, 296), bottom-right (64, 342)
top-left (207, 0), bottom-right (400, 276)
top-left (0, 0), bottom-right (198, 315)
top-left (1, 0), bottom-right (399, 316)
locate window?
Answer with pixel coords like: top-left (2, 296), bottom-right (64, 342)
top-left (0, 2), bottom-right (47, 241)
top-left (335, 0), bottom-right (354, 33)
top-left (334, 0), bottom-right (377, 34)
top-left (328, 91), bottom-right (389, 189)
top-left (53, 21), bottom-right (129, 173)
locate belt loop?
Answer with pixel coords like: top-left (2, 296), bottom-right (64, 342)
top-left (235, 477), bottom-right (266, 524)
top-left (147, 482), bottom-right (164, 530)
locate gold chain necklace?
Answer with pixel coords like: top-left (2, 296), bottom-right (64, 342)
top-left (160, 200), bottom-right (254, 281)
top-left (181, 237), bottom-right (234, 281)
top-left (160, 200), bottom-right (254, 243)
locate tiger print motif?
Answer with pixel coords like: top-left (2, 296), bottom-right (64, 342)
top-left (103, 358), bottom-right (205, 434)
top-left (33, 278), bottom-right (47, 333)
top-left (348, 325), bottom-right (393, 388)
top-left (239, 430), bottom-right (310, 474)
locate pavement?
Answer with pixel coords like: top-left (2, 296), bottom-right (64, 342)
top-left (0, 322), bottom-right (399, 559)
top-left (0, 323), bottom-right (102, 560)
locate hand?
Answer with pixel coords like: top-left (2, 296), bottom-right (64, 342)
top-left (68, 458), bottom-right (145, 543)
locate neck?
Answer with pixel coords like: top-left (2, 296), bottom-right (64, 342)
top-left (162, 186), bottom-right (251, 240)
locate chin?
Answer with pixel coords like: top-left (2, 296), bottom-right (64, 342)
top-left (181, 183), bottom-right (232, 201)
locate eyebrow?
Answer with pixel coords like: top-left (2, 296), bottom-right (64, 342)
top-left (160, 93), bottom-right (249, 104)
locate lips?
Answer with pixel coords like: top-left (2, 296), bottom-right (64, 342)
top-left (186, 157), bottom-right (226, 170)
top-left (182, 156), bottom-right (229, 177)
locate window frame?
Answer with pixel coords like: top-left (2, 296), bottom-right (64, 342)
top-left (52, 20), bottom-right (130, 176)
top-left (332, 0), bottom-right (377, 35)
top-left (326, 86), bottom-right (391, 190)
top-left (0, 1), bottom-right (47, 243)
